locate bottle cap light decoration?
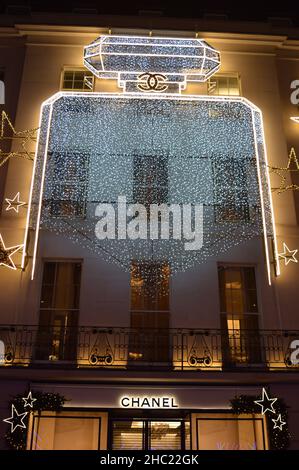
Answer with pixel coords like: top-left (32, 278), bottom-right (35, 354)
top-left (83, 36), bottom-right (221, 93)
top-left (23, 35), bottom-right (279, 287)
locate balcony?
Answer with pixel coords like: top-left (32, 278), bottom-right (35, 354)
top-left (0, 325), bottom-right (298, 371)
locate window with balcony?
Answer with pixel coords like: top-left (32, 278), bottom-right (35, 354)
top-left (192, 413), bottom-right (267, 450)
top-left (29, 411), bottom-right (107, 450)
top-left (207, 73), bottom-right (241, 96)
top-left (111, 419), bottom-right (189, 450)
top-left (130, 261), bottom-right (170, 364)
top-left (36, 261), bottom-right (81, 362)
top-left (60, 69), bottom-right (95, 91)
top-left (218, 265), bottom-right (261, 365)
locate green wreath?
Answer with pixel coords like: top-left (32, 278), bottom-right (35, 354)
top-left (230, 394), bottom-right (290, 450)
top-left (4, 391), bottom-right (67, 450)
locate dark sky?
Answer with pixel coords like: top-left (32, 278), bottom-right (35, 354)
top-left (0, 0), bottom-right (298, 25)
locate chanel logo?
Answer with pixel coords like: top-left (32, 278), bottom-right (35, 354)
top-left (137, 73), bottom-right (168, 92)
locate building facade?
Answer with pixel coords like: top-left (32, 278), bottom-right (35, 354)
top-left (0, 12), bottom-right (299, 450)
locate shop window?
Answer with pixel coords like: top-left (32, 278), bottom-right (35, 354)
top-left (192, 413), bottom-right (267, 450)
top-left (112, 420), bottom-right (144, 450)
top-left (111, 419), bottom-right (189, 450)
top-left (28, 411), bottom-right (107, 450)
top-left (36, 261), bottom-right (81, 362)
top-left (218, 265), bottom-right (261, 365)
top-left (61, 69), bottom-right (95, 91)
top-left (49, 151), bottom-right (89, 218)
top-left (207, 74), bottom-right (241, 96)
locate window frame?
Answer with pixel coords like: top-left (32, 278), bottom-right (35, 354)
top-left (193, 412), bottom-right (268, 450)
top-left (218, 264), bottom-right (259, 316)
top-left (27, 411), bottom-right (108, 450)
top-left (60, 67), bottom-right (95, 92)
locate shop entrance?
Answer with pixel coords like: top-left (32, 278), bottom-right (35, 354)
top-left (110, 417), bottom-right (190, 450)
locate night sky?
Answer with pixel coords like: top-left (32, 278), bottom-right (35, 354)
top-left (0, 0), bottom-right (298, 25)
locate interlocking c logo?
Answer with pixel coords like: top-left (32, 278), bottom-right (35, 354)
top-left (137, 73), bottom-right (168, 92)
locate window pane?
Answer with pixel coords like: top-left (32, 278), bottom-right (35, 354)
top-left (208, 75), bottom-right (240, 96)
top-left (228, 77), bottom-right (240, 95)
top-left (218, 266), bottom-right (258, 314)
top-left (196, 415), bottom-right (265, 450)
top-left (213, 157), bottom-right (249, 223)
top-left (149, 421), bottom-right (181, 450)
top-left (112, 421), bottom-right (144, 450)
top-left (62, 80), bottom-right (73, 89)
top-left (32, 416), bottom-right (99, 450)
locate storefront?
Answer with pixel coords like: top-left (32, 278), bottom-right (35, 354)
top-left (26, 385), bottom-right (268, 450)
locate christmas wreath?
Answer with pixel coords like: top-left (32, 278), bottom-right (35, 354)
top-left (230, 392), bottom-right (290, 450)
top-left (4, 390), bottom-right (67, 450)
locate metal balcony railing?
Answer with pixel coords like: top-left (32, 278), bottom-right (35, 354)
top-left (0, 325), bottom-right (298, 371)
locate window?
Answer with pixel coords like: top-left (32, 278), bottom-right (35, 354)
top-left (61, 69), bottom-right (95, 91)
top-left (36, 261), bottom-right (81, 361)
top-left (133, 154), bottom-right (168, 205)
top-left (193, 413), bottom-right (267, 450)
top-left (131, 261), bottom-right (170, 312)
top-left (0, 68), bottom-right (4, 105)
top-left (218, 266), bottom-right (261, 365)
top-left (207, 74), bottom-right (241, 96)
top-left (129, 261), bottom-right (170, 363)
top-left (111, 419), bottom-right (189, 450)
top-left (49, 151), bottom-right (89, 218)
top-left (29, 411), bottom-right (107, 450)
top-left (212, 157), bottom-right (250, 222)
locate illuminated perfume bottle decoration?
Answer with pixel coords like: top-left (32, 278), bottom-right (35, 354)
top-left (24, 35), bottom-right (279, 285)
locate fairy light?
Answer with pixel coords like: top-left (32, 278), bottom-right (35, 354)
top-left (26, 92), bottom-right (276, 285)
top-left (22, 35), bottom-right (277, 290)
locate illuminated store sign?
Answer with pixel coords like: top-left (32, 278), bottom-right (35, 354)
top-left (120, 396), bottom-right (179, 408)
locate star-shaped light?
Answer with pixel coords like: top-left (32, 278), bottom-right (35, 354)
top-left (5, 192), bottom-right (26, 213)
top-left (272, 414), bottom-right (286, 431)
top-left (22, 391), bottom-right (37, 409)
top-left (0, 111), bottom-right (38, 168)
top-left (279, 242), bottom-right (298, 266)
top-left (3, 405), bottom-right (28, 433)
top-left (269, 147), bottom-right (299, 193)
top-left (290, 117), bottom-right (299, 124)
top-left (0, 234), bottom-right (23, 270)
top-left (254, 388), bottom-right (277, 415)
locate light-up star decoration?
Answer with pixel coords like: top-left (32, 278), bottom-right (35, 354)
top-left (270, 147), bottom-right (299, 194)
top-left (0, 111), bottom-right (38, 168)
top-left (0, 234), bottom-right (23, 270)
top-left (5, 192), bottom-right (26, 213)
top-left (22, 391), bottom-right (37, 409)
top-left (272, 414), bottom-right (286, 431)
top-left (290, 117), bottom-right (299, 124)
top-left (3, 405), bottom-right (28, 433)
top-left (254, 388), bottom-right (277, 415)
top-left (278, 242), bottom-right (298, 266)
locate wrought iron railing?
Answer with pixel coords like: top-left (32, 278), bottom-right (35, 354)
top-left (0, 325), bottom-right (298, 371)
